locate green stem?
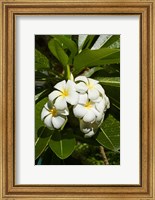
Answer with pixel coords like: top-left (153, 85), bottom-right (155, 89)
top-left (66, 64), bottom-right (71, 80)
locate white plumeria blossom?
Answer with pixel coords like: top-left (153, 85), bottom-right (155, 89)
top-left (73, 76), bottom-right (110, 137)
top-left (41, 76), bottom-right (110, 137)
top-left (41, 101), bottom-right (69, 130)
top-left (48, 80), bottom-right (79, 110)
top-left (75, 76), bottom-right (105, 101)
top-left (73, 93), bottom-right (105, 123)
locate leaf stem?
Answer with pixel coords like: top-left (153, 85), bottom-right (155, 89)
top-left (99, 146), bottom-right (109, 165)
top-left (66, 64), bottom-right (71, 80)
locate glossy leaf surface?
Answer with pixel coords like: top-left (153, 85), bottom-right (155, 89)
top-left (49, 129), bottom-right (76, 159)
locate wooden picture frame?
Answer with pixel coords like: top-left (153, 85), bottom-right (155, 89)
top-left (0, 0), bottom-right (155, 199)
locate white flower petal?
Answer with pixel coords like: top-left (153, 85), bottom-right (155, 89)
top-left (73, 104), bottom-right (87, 118)
top-left (83, 110), bottom-right (95, 123)
top-left (52, 116), bottom-right (66, 129)
top-left (88, 78), bottom-right (99, 85)
top-left (58, 107), bottom-right (69, 116)
top-left (95, 84), bottom-right (105, 95)
top-left (41, 107), bottom-right (49, 120)
top-left (48, 90), bottom-right (61, 102)
top-left (54, 96), bottom-right (67, 110)
top-left (91, 96), bottom-right (102, 103)
top-left (105, 96), bottom-right (110, 109)
top-left (75, 76), bottom-right (88, 84)
top-left (88, 88), bottom-right (99, 100)
top-left (76, 82), bottom-right (88, 93)
top-left (96, 99), bottom-right (106, 112)
top-left (43, 114), bottom-right (54, 130)
top-left (78, 93), bottom-right (88, 104)
top-left (66, 91), bottom-right (79, 105)
top-left (54, 80), bottom-right (66, 91)
top-left (84, 129), bottom-right (96, 138)
top-left (70, 73), bottom-right (74, 81)
top-left (66, 80), bottom-right (76, 91)
top-left (91, 107), bottom-right (100, 116)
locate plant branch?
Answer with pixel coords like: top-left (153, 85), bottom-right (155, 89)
top-left (100, 146), bottom-right (109, 165)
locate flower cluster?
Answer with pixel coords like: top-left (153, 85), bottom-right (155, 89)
top-left (41, 76), bottom-right (110, 138)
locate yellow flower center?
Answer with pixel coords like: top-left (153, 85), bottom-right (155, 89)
top-left (61, 89), bottom-right (69, 97)
top-left (84, 101), bottom-right (92, 109)
top-left (87, 82), bottom-right (94, 89)
top-left (49, 107), bottom-right (57, 117)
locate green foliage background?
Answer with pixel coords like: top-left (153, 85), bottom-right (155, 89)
top-left (35, 35), bottom-right (120, 165)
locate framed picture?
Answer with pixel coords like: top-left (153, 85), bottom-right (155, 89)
top-left (0, 0), bottom-right (155, 199)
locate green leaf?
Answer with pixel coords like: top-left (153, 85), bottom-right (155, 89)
top-left (73, 48), bottom-right (120, 75)
top-left (85, 35), bottom-right (97, 49)
top-left (35, 49), bottom-right (50, 70)
top-left (92, 64), bottom-right (120, 78)
top-left (96, 77), bottom-right (120, 87)
top-left (103, 85), bottom-right (120, 108)
top-left (54, 35), bottom-right (77, 58)
top-left (48, 39), bottom-right (69, 67)
top-left (49, 129), bottom-right (76, 159)
top-left (90, 52), bottom-right (120, 66)
top-left (35, 127), bottom-right (53, 160)
top-left (35, 97), bottom-right (48, 140)
top-left (102, 35), bottom-right (120, 48)
top-left (35, 89), bottom-right (50, 104)
top-left (96, 114), bottom-right (120, 151)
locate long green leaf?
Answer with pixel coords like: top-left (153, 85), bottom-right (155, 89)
top-left (35, 89), bottom-right (50, 104)
top-left (90, 52), bottom-right (120, 66)
top-left (73, 48), bottom-right (120, 75)
top-left (49, 129), bottom-right (76, 159)
top-left (48, 39), bottom-right (69, 67)
top-left (96, 77), bottom-right (120, 87)
top-left (102, 35), bottom-right (120, 48)
top-left (96, 114), bottom-right (120, 151)
top-left (85, 35), bottom-right (96, 49)
top-left (35, 127), bottom-right (53, 160)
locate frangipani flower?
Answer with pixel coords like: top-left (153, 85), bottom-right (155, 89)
top-left (75, 76), bottom-right (105, 101)
top-left (73, 80), bottom-right (110, 137)
top-left (73, 93), bottom-right (101, 123)
top-left (49, 80), bottom-right (79, 110)
top-left (41, 101), bottom-right (69, 130)
top-left (41, 75), bottom-right (110, 137)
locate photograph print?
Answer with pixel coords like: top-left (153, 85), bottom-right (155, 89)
top-left (35, 35), bottom-right (120, 165)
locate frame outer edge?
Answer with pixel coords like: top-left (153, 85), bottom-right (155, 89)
top-left (153, 0), bottom-right (155, 199)
top-left (1, 0), bottom-right (155, 199)
top-left (0, 1), bottom-right (2, 199)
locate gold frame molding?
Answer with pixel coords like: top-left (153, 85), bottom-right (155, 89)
top-left (0, 0), bottom-right (155, 199)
